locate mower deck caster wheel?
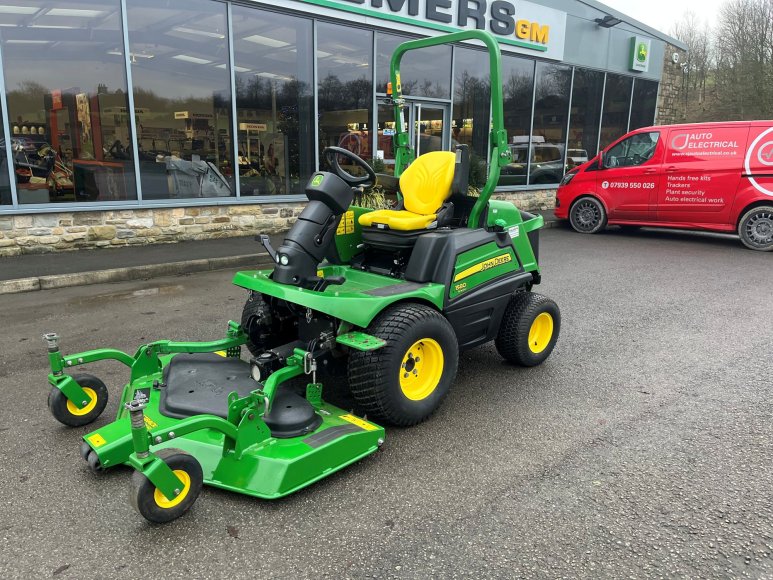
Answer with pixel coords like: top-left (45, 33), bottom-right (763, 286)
top-left (87, 451), bottom-right (103, 473)
top-left (129, 448), bottom-right (203, 524)
top-left (496, 292), bottom-right (561, 367)
top-left (48, 373), bottom-right (108, 427)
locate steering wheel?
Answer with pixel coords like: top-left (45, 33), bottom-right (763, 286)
top-left (323, 146), bottom-right (376, 187)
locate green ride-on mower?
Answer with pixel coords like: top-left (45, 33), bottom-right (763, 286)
top-left (45, 31), bottom-right (560, 524)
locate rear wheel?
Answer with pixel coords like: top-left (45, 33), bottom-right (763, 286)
top-left (495, 292), bottom-right (560, 367)
top-left (570, 197), bottom-right (607, 234)
top-left (738, 206), bottom-right (773, 251)
top-left (129, 448), bottom-right (203, 524)
top-left (348, 304), bottom-right (458, 426)
top-left (48, 374), bottom-right (108, 427)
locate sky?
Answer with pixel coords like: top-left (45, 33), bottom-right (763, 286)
top-left (599, 0), bottom-right (725, 36)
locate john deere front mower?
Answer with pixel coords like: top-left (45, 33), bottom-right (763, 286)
top-left (46, 31), bottom-right (560, 523)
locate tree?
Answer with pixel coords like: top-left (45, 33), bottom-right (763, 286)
top-left (671, 11), bottom-right (712, 107)
top-left (670, 0), bottom-right (773, 122)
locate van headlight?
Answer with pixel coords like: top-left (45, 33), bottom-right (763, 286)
top-left (560, 171), bottom-right (577, 187)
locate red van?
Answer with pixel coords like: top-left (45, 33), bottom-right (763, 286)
top-left (554, 121), bottom-right (773, 251)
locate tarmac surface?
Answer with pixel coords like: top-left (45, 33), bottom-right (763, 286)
top-left (0, 226), bottom-right (771, 579)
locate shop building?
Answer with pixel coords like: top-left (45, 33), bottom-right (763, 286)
top-left (0, 0), bottom-right (685, 255)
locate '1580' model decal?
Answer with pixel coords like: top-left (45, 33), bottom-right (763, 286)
top-left (454, 253), bottom-right (513, 283)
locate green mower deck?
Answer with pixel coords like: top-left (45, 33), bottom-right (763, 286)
top-left (85, 377), bottom-right (384, 500)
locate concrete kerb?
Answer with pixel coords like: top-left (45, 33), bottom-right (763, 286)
top-left (0, 220), bottom-right (562, 295)
top-left (1, 254), bottom-right (273, 295)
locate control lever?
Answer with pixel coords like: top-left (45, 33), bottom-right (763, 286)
top-left (311, 275), bottom-right (346, 293)
top-left (256, 234), bottom-right (278, 263)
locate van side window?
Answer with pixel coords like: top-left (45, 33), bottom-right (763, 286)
top-left (605, 132), bottom-right (660, 168)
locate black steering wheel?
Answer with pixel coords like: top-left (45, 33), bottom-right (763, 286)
top-left (323, 146), bottom-right (376, 187)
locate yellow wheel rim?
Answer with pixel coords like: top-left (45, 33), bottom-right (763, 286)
top-left (528, 312), bottom-right (554, 354)
top-left (153, 469), bottom-right (191, 509)
top-left (66, 387), bottom-right (98, 417)
top-left (399, 339), bottom-right (444, 401)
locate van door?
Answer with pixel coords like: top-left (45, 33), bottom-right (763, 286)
top-left (657, 124), bottom-right (750, 224)
top-left (598, 131), bottom-right (662, 221)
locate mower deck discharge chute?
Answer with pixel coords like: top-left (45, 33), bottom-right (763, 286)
top-left (45, 31), bottom-right (560, 524)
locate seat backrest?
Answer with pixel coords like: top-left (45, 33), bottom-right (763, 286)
top-left (399, 151), bottom-right (456, 215)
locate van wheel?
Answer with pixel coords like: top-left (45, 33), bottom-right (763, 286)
top-left (569, 197), bottom-right (607, 234)
top-left (738, 206), bottom-right (773, 251)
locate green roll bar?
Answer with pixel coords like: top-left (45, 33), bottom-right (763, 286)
top-left (389, 30), bottom-right (512, 228)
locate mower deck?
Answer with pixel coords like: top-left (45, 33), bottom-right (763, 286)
top-left (83, 354), bottom-right (384, 500)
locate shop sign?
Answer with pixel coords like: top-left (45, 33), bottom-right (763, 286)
top-left (174, 111), bottom-right (215, 120)
top-left (290, 0), bottom-right (566, 60)
top-left (630, 36), bottom-right (651, 73)
top-left (239, 123), bottom-right (268, 131)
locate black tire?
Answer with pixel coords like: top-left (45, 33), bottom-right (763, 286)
top-left (495, 292), bottom-right (560, 367)
top-left (129, 448), bottom-right (203, 524)
top-left (348, 304), bottom-right (458, 427)
top-left (569, 196), bottom-right (607, 234)
top-left (48, 373), bottom-right (108, 427)
top-left (738, 205), bottom-right (773, 251)
top-left (241, 292), bottom-right (296, 357)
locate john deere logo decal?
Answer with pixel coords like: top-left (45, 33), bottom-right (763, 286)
top-left (311, 175), bottom-right (324, 187)
top-left (631, 36), bottom-right (651, 72)
top-left (637, 43), bottom-right (648, 62)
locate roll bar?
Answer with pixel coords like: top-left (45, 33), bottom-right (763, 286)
top-left (389, 30), bottom-right (512, 228)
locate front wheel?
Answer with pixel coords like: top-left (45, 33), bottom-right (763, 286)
top-left (569, 197), bottom-right (607, 234)
top-left (129, 448), bottom-right (203, 524)
top-left (495, 292), bottom-right (561, 367)
top-left (348, 304), bottom-right (458, 426)
top-left (48, 374), bottom-right (108, 427)
top-left (738, 206), bottom-right (773, 251)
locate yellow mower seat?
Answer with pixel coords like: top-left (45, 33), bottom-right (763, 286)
top-left (359, 151), bottom-right (456, 231)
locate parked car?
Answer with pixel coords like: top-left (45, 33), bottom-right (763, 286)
top-left (567, 148), bottom-right (589, 167)
top-left (500, 142), bottom-right (565, 186)
top-left (555, 121), bottom-right (773, 251)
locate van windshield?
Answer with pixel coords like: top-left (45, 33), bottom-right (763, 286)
top-left (606, 132), bottom-right (659, 168)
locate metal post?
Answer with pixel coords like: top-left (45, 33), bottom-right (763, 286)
top-left (450, 45), bottom-right (457, 144)
top-left (227, 2), bottom-right (240, 198)
top-left (564, 67), bottom-right (575, 174)
top-left (119, 0), bottom-right (143, 203)
top-left (371, 31), bottom-right (378, 165)
top-left (312, 20), bottom-right (320, 172)
top-left (596, 72), bottom-right (607, 155)
top-left (415, 104), bottom-right (422, 157)
top-left (0, 36), bottom-right (19, 207)
top-left (527, 61), bottom-right (538, 185)
top-left (627, 77), bottom-right (635, 133)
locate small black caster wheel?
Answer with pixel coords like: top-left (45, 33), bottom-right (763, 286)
top-left (87, 451), bottom-right (103, 473)
top-left (80, 441), bottom-right (92, 461)
top-left (48, 374), bottom-right (108, 427)
top-left (129, 448), bottom-right (203, 524)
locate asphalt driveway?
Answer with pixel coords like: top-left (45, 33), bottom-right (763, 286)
top-left (0, 226), bottom-right (771, 578)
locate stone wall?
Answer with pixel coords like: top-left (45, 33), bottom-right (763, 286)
top-left (0, 204), bottom-right (305, 257)
top-left (655, 42), bottom-right (688, 126)
top-left (492, 189), bottom-right (556, 211)
top-left (0, 190), bottom-right (555, 256)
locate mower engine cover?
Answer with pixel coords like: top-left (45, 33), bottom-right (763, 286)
top-left (272, 172), bottom-right (353, 287)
